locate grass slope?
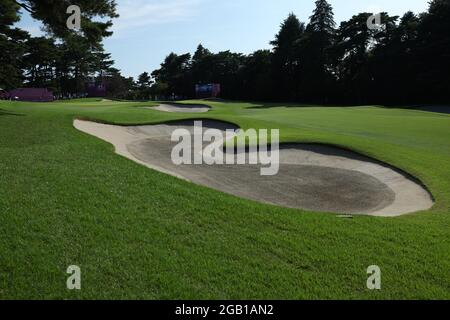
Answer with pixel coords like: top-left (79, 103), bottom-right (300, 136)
top-left (0, 99), bottom-right (449, 299)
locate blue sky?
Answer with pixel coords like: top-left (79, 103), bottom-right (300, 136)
top-left (17, 0), bottom-right (429, 78)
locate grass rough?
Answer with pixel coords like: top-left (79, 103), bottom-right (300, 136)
top-left (0, 99), bottom-right (449, 299)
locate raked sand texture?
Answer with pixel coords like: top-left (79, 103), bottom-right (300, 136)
top-left (74, 119), bottom-right (434, 216)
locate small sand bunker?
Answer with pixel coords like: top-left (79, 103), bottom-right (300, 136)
top-left (147, 103), bottom-right (210, 113)
top-left (74, 119), bottom-right (433, 216)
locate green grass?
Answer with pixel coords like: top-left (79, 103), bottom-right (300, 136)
top-left (0, 98), bottom-right (449, 299)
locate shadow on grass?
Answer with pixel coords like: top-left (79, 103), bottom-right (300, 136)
top-left (360, 104), bottom-right (450, 115)
top-left (407, 105), bottom-right (450, 115)
top-left (0, 108), bottom-right (24, 117)
top-left (243, 102), bottom-right (360, 109)
top-left (243, 101), bottom-right (450, 114)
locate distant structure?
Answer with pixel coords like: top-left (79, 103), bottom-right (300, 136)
top-left (195, 84), bottom-right (221, 99)
top-left (9, 88), bottom-right (54, 102)
top-left (86, 80), bottom-right (107, 97)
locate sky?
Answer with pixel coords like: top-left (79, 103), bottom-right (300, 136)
top-left (17, 0), bottom-right (429, 79)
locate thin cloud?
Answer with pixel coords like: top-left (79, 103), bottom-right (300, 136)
top-left (111, 0), bottom-right (203, 36)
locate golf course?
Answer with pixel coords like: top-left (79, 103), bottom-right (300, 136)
top-left (0, 98), bottom-right (449, 299)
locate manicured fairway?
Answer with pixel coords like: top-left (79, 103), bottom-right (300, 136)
top-left (0, 99), bottom-right (449, 299)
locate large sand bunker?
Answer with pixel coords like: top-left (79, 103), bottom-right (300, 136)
top-left (74, 119), bottom-right (433, 216)
top-left (147, 103), bottom-right (210, 113)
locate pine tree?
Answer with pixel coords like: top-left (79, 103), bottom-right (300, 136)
top-left (12, 0), bottom-right (118, 44)
top-left (137, 72), bottom-right (152, 100)
top-left (301, 0), bottom-right (336, 102)
top-left (270, 13), bottom-right (305, 101)
top-left (416, 0), bottom-right (450, 102)
top-left (0, 0), bottom-right (28, 89)
top-left (192, 44), bottom-right (213, 84)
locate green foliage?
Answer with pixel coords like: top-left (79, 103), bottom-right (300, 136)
top-left (191, 44), bottom-right (213, 84)
top-left (135, 72), bottom-right (153, 100)
top-left (151, 52), bottom-right (192, 98)
top-left (0, 99), bottom-right (449, 299)
top-left (0, 0), bottom-right (20, 27)
top-left (241, 50), bottom-right (273, 100)
top-left (270, 13), bottom-right (305, 101)
top-left (104, 68), bottom-right (135, 99)
top-left (148, 1), bottom-right (449, 105)
top-left (301, 0), bottom-right (336, 102)
top-left (0, 0), bottom-right (28, 89)
top-left (2, 0), bottom-right (449, 103)
top-left (14, 0), bottom-right (118, 43)
top-left (1, 0), bottom-right (118, 94)
top-left (416, 0), bottom-right (450, 102)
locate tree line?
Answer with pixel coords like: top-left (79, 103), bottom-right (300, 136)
top-left (1, 0), bottom-right (449, 104)
top-left (0, 0), bottom-right (159, 100)
top-left (0, 0), bottom-right (119, 97)
top-left (149, 0), bottom-right (450, 105)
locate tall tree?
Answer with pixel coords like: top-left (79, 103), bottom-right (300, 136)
top-left (370, 13), bottom-right (414, 104)
top-left (191, 44), bottom-right (213, 84)
top-left (392, 12), bottom-right (421, 103)
top-left (207, 51), bottom-right (245, 99)
top-left (13, 0), bottom-right (118, 44)
top-left (334, 13), bottom-right (377, 103)
top-left (147, 3), bottom-right (450, 104)
top-left (301, 0), bottom-right (336, 102)
top-left (151, 52), bottom-right (192, 98)
top-left (23, 37), bottom-right (58, 89)
top-left (416, 0), bottom-right (450, 102)
top-left (104, 68), bottom-right (135, 99)
top-left (136, 72), bottom-right (153, 100)
top-left (0, 0), bottom-right (28, 89)
top-left (270, 13), bottom-right (305, 101)
top-left (241, 50), bottom-right (273, 101)
top-left (92, 49), bottom-right (115, 79)
top-left (1, 0), bottom-right (118, 94)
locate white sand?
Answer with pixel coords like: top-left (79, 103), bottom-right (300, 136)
top-left (74, 119), bottom-right (434, 217)
top-left (147, 103), bottom-right (210, 113)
